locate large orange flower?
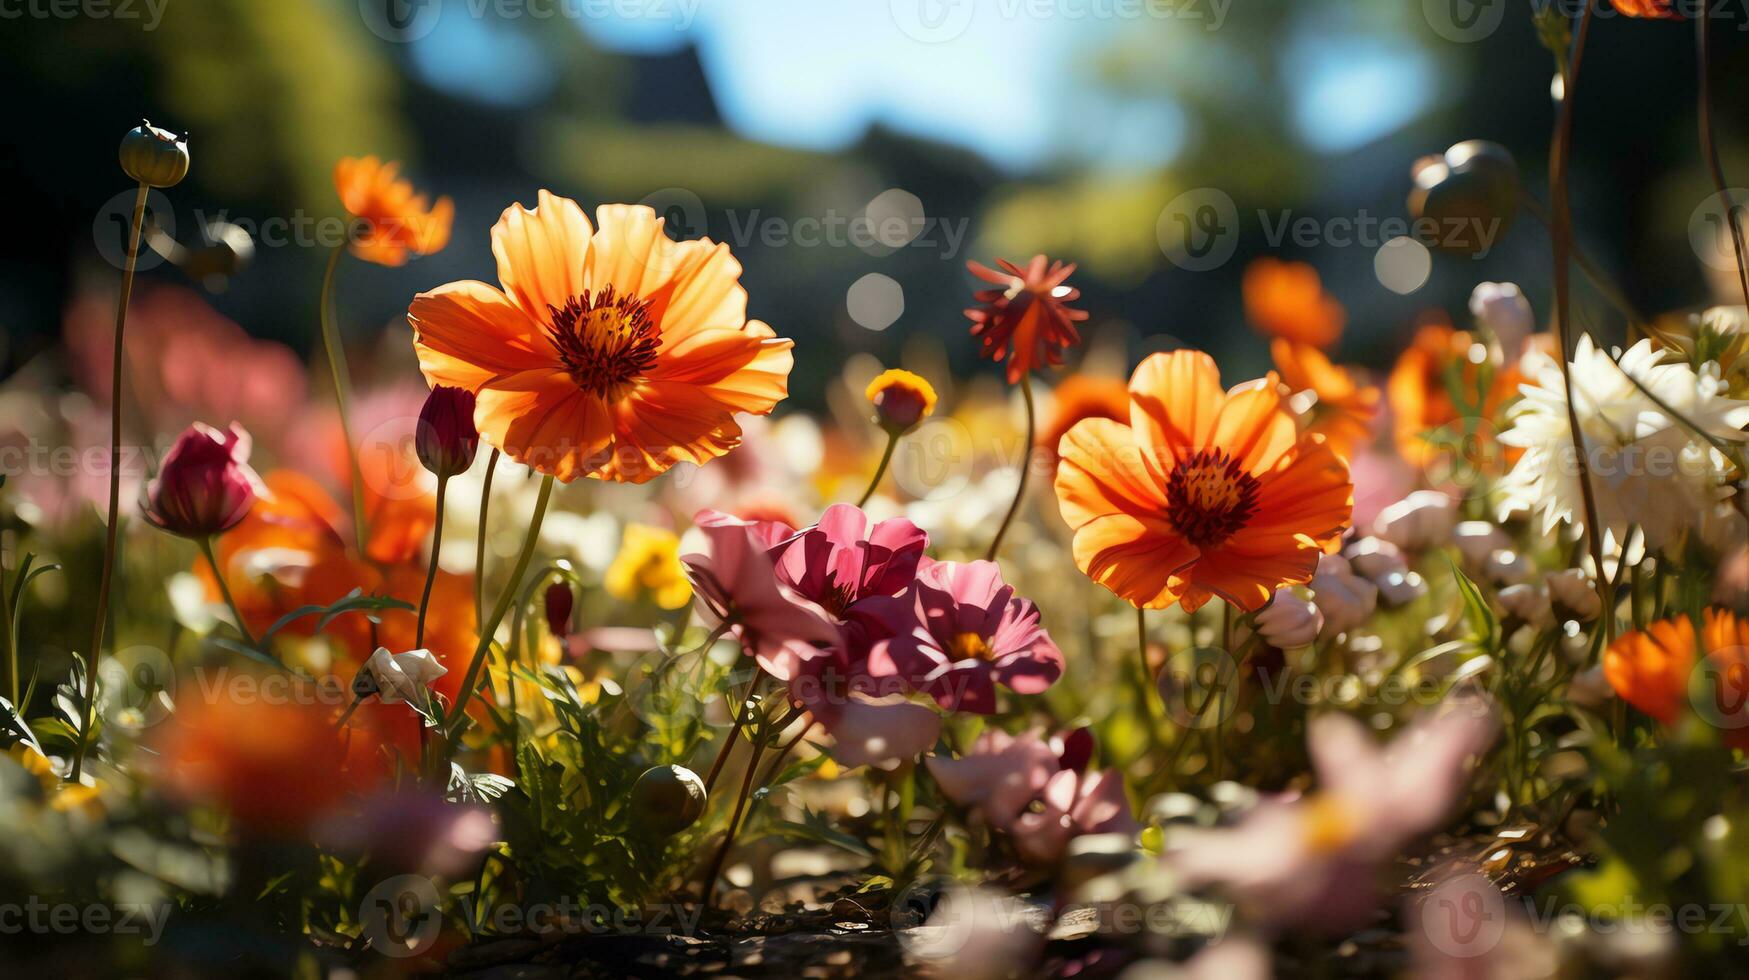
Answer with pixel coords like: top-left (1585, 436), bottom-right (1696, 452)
top-left (1055, 350), bottom-right (1353, 612)
top-left (1244, 258), bottom-right (1345, 349)
top-left (409, 194), bottom-right (794, 483)
top-left (1605, 609), bottom-right (1749, 747)
top-left (1271, 339), bottom-right (1381, 461)
top-left (334, 156), bottom-right (453, 267)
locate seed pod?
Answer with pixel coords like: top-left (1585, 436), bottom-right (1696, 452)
top-left (628, 765), bottom-right (707, 836)
top-left (119, 120), bottom-right (189, 188)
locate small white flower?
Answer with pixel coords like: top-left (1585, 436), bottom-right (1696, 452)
top-left (1310, 553), bottom-right (1378, 636)
top-left (1469, 281), bottom-right (1534, 354)
top-left (363, 647), bottom-right (448, 706)
top-left (1252, 590), bottom-right (1324, 648)
top-left (1496, 583), bottom-right (1551, 627)
top-left (1374, 491), bottom-right (1459, 553)
top-left (1452, 521), bottom-right (1510, 568)
top-left (1545, 570), bottom-right (1601, 623)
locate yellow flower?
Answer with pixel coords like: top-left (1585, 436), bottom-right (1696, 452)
top-left (865, 368), bottom-right (937, 434)
top-left (605, 524), bottom-right (693, 609)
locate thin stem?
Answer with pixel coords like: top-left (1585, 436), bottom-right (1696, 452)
top-left (473, 448), bottom-right (500, 624)
top-left (984, 372), bottom-right (1035, 562)
top-left (1, 534), bottom-right (13, 707)
top-left (435, 473), bottom-right (554, 773)
top-left (1518, 193), bottom-right (1648, 335)
top-left (1135, 605), bottom-right (1160, 747)
top-left (1548, 0), bottom-right (1613, 641)
top-left (855, 432), bottom-right (900, 509)
top-left (1698, 13), bottom-right (1749, 312)
top-left (317, 243), bottom-right (369, 556)
top-left (416, 476), bottom-right (450, 649)
top-left (703, 726), bottom-right (770, 905)
top-left (75, 180), bottom-right (149, 782)
top-left (198, 537), bottom-right (258, 649)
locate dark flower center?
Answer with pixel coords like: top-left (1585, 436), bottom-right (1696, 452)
top-left (1164, 448), bottom-right (1261, 549)
top-left (546, 286), bottom-right (660, 399)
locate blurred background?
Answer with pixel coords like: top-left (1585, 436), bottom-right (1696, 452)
top-left (1, 0), bottom-right (1742, 405)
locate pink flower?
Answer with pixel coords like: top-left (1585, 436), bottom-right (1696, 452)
top-left (1008, 768), bottom-right (1138, 866)
top-left (143, 422), bottom-right (264, 538)
top-left (681, 515), bottom-right (841, 680)
top-left (787, 651), bottom-right (940, 771)
top-left (1165, 697), bottom-right (1497, 934)
top-left (927, 728), bottom-right (1061, 826)
top-left (769, 503), bottom-right (928, 651)
top-left (868, 559), bottom-right (1063, 713)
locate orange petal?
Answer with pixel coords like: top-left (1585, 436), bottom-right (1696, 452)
top-left (650, 323), bottom-right (793, 413)
top-left (651, 238), bottom-right (751, 342)
top-left (587, 381), bottom-right (744, 483)
top-left (1054, 417), bottom-right (1167, 531)
top-left (585, 204), bottom-right (687, 306)
top-left (1211, 374), bottom-right (1298, 474)
top-left (1238, 437), bottom-right (1354, 550)
top-left (1128, 350), bottom-right (1224, 471)
top-left (409, 280), bottom-right (553, 390)
top-left (477, 378), bottom-right (612, 483)
top-left (1071, 513), bottom-right (1197, 609)
top-left (492, 190), bottom-right (594, 321)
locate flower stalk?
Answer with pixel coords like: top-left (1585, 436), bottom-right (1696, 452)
top-left (985, 371), bottom-right (1035, 561)
top-left (317, 242), bottom-right (369, 556)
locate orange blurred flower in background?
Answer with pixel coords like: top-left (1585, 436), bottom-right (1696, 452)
top-left (1611, 0), bottom-right (1682, 17)
top-left (1385, 317), bottom-right (1521, 470)
top-left (410, 193), bottom-right (794, 483)
top-left (1604, 608), bottom-right (1749, 747)
top-left (1038, 375), bottom-right (1130, 466)
top-left (965, 255), bottom-right (1089, 383)
top-left (1243, 258), bottom-right (1345, 349)
top-left (1271, 339), bottom-right (1381, 461)
top-left (334, 156), bottom-right (453, 266)
top-left (1055, 350), bottom-right (1353, 612)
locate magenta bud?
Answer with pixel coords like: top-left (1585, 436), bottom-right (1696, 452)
top-left (415, 385), bottom-right (479, 478)
top-left (544, 581), bottom-right (574, 638)
top-left (144, 422), bottom-right (262, 538)
top-left (1054, 726), bottom-right (1095, 773)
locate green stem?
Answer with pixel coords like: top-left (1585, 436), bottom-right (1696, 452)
top-left (435, 474), bottom-right (554, 771)
top-left (855, 432), bottom-right (900, 509)
top-left (74, 180), bottom-right (149, 782)
top-left (1, 535), bottom-right (13, 707)
top-left (317, 242), bottom-right (369, 557)
top-left (984, 372), bottom-right (1035, 562)
top-left (473, 448), bottom-right (500, 624)
top-left (416, 476), bottom-right (449, 649)
top-left (198, 537), bottom-right (258, 649)
top-left (1135, 605), bottom-right (1160, 748)
top-left (703, 723), bottom-right (771, 905)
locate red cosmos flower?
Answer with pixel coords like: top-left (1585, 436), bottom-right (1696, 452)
top-left (143, 422), bottom-right (264, 538)
top-left (965, 255), bottom-right (1089, 383)
top-left (1612, 0), bottom-right (1681, 16)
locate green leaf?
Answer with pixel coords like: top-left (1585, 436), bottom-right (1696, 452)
top-left (1448, 556), bottom-right (1500, 651)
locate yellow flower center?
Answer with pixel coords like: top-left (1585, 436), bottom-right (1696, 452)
top-left (546, 285), bottom-right (661, 399)
top-left (1165, 449), bottom-right (1261, 548)
top-left (948, 631), bottom-right (994, 661)
top-left (1299, 793), bottom-right (1361, 855)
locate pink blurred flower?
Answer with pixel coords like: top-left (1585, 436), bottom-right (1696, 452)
top-left (1008, 768), bottom-right (1137, 866)
top-left (1165, 698), bottom-right (1497, 934)
top-left (682, 513), bottom-right (841, 680)
top-left (869, 559), bottom-right (1063, 713)
top-left (315, 791), bottom-right (496, 877)
top-left (787, 651), bottom-right (940, 771)
top-left (927, 727), bottom-right (1061, 826)
top-left (143, 422), bottom-right (264, 538)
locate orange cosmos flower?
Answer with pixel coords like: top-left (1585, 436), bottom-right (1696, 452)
top-left (1055, 350), bottom-right (1353, 612)
top-left (1612, 0), bottom-right (1681, 17)
top-left (1243, 258), bottom-right (1345, 349)
top-left (1385, 317), bottom-right (1522, 470)
top-left (1604, 609), bottom-right (1749, 747)
top-left (965, 255), bottom-right (1089, 383)
top-left (409, 193), bottom-right (794, 483)
top-left (334, 156), bottom-right (453, 267)
top-left (1271, 339), bottom-right (1381, 461)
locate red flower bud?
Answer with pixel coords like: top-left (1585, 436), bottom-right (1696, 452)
top-left (545, 581), bottom-right (575, 638)
top-left (415, 385), bottom-right (479, 478)
top-left (144, 423), bottom-right (262, 538)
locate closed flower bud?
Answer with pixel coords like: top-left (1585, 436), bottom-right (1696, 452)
top-left (865, 368), bottom-right (937, 435)
top-left (414, 385), bottom-right (479, 477)
top-left (1546, 569), bottom-right (1601, 622)
top-left (1453, 521), bottom-right (1510, 569)
top-left (1407, 140), bottom-right (1518, 257)
top-left (1374, 490), bottom-right (1458, 552)
top-left (1485, 549), bottom-right (1531, 585)
top-left (1497, 583), bottom-right (1552, 628)
top-left (144, 422), bottom-right (262, 538)
top-left (1469, 281), bottom-right (1534, 354)
top-left (1253, 589), bottom-right (1323, 648)
top-left (544, 581), bottom-right (574, 638)
top-left (361, 647), bottom-right (448, 706)
top-left (629, 764), bottom-right (707, 836)
top-left (1311, 553), bottom-right (1378, 636)
top-left (1345, 537), bottom-right (1407, 582)
top-left (119, 120), bottom-right (189, 188)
